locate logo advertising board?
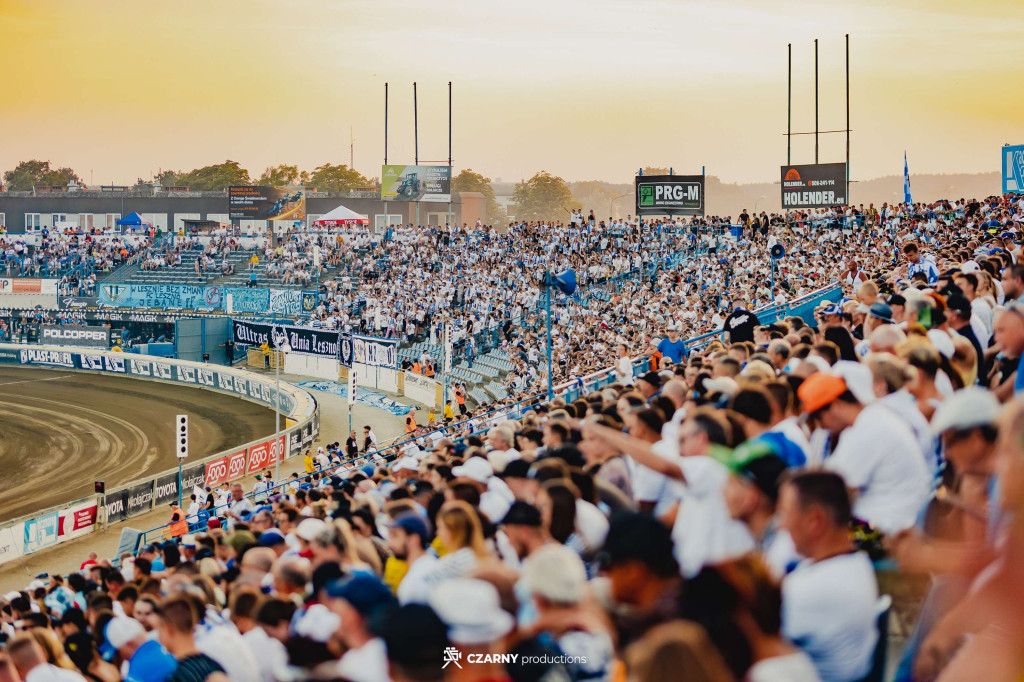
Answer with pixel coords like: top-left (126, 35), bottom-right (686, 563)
top-left (23, 513), bottom-right (58, 555)
top-left (381, 165), bottom-right (452, 202)
top-left (125, 481), bottom-right (154, 519)
top-left (247, 437), bottom-right (284, 474)
top-left (154, 472), bottom-right (181, 507)
top-left (19, 349), bottom-right (74, 368)
top-left (635, 175), bottom-right (705, 216)
top-left (0, 278), bottom-right (58, 295)
top-left (1003, 144), bottom-right (1024, 194)
top-left (60, 503), bottom-right (98, 536)
top-left (780, 163), bottom-right (847, 209)
top-left (104, 489), bottom-right (129, 524)
top-left (204, 450), bottom-right (247, 488)
top-left (228, 186), bottom-right (306, 221)
top-left (39, 324), bottom-right (111, 348)
top-left (181, 463), bottom-right (206, 495)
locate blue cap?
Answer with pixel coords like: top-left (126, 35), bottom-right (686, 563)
top-left (391, 514), bottom-right (430, 544)
top-left (823, 304), bottom-right (844, 316)
top-left (324, 574), bottom-right (395, 617)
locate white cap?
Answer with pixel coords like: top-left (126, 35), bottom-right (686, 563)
top-left (428, 579), bottom-right (514, 645)
top-left (296, 517), bottom-right (327, 542)
top-left (105, 617), bottom-right (145, 649)
top-left (930, 386), bottom-right (1001, 435)
top-left (451, 456), bottom-right (493, 483)
top-left (927, 329), bottom-right (955, 359)
top-left (833, 361), bottom-right (876, 405)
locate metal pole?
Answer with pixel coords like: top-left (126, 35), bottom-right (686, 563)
top-left (177, 460), bottom-right (182, 508)
top-left (814, 38), bottom-right (819, 164)
top-left (787, 43), bottom-right (792, 165)
top-left (414, 82), bottom-right (418, 165)
top-left (384, 82), bottom-right (389, 235)
top-left (845, 33), bottom-right (851, 203)
top-left (448, 81), bottom-right (453, 228)
top-left (274, 351), bottom-right (281, 483)
top-left (546, 274), bottom-right (553, 401)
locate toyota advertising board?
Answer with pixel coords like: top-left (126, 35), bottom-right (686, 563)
top-left (39, 324), bottom-right (111, 348)
top-left (780, 163), bottom-right (847, 209)
top-left (381, 165), bottom-right (451, 202)
top-left (228, 186), bottom-right (306, 221)
top-left (635, 175), bottom-right (704, 216)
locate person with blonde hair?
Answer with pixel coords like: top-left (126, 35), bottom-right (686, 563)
top-left (425, 500), bottom-right (489, 586)
top-left (624, 621), bottom-right (735, 682)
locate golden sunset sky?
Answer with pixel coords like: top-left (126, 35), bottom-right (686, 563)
top-left (1, 0), bottom-right (1021, 186)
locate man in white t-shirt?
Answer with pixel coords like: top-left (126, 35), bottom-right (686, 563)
top-left (779, 471), bottom-right (879, 682)
top-left (798, 372), bottom-right (930, 534)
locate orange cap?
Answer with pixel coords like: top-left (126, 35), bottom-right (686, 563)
top-left (798, 372), bottom-right (848, 414)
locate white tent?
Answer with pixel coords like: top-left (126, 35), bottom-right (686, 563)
top-left (312, 204), bottom-right (370, 227)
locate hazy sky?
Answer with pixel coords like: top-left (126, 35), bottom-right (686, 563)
top-left (1, 0), bottom-right (1021, 186)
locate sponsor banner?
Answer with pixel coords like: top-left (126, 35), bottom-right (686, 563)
top-left (0, 348), bottom-right (21, 363)
top-left (301, 421), bottom-right (314, 446)
top-left (246, 436), bottom-right (284, 474)
top-left (0, 278), bottom-right (58, 295)
top-left (79, 353), bottom-right (127, 373)
top-left (635, 175), bottom-right (705, 216)
top-left (288, 429), bottom-right (303, 459)
top-left (0, 523), bottom-right (25, 567)
top-left (780, 163), bottom-right (847, 209)
top-left (39, 324), bottom-right (111, 348)
top-left (352, 335), bottom-right (398, 368)
top-left (152, 471), bottom-right (179, 507)
top-left (226, 288), bottom-right (270, 314)
top-left (228, 186), bottom-right (306, 221)
top-left (1003, 144), bottom-right (1024, 194)
top-left (104, 489), bottom-right (129, 524)
top-left (125, 481), bottom-right (154, 518)
top-left (232, 319), bottom-right (341, 360)
top-left (205, 450), bottom-right (247, 488)
top-left (99, 284), bottom-right (224, 311)
top-left (24, 512), bottom-right (59, 554)
top-left (59, 502), bottom-right (98, 541)
top-left (302, 292), bottom-right (317, 314)
top-left (20, 348), bottom-right (75, 368)
top-left (181, 463), bottom-right (206, 495)
top-left (381, 165), bottom-right (452, 202)
top-left (404, 370), bottom-right (438, 406)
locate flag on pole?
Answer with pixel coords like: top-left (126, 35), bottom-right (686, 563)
top-left (903, 152), bottom-right (913, 207)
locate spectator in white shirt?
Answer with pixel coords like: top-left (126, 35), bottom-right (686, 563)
top-left (388, 514), bottom-right (438, 605)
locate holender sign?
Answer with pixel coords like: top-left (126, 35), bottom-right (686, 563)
top-left (635, 175), bottom-right (704, 216)
top-left (780, 163), bottom-right (847, 209)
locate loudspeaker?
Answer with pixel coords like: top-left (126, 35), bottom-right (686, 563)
top-left (770, 244), bottom-right (786, 260)
top-left (551, 269), bottom-right (578, 296)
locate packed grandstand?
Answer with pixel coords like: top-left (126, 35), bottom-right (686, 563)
top-left (2, 192), bottom-right (1024, 681)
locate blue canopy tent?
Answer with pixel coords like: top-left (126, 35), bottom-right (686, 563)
top-left (115, 212), bottom-right (153, 231)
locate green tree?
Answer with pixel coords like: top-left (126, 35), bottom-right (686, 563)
top-left (451, 169), bottom-right (506, 224)
top-left (156, 170), bottom-right (183, 187)
top-left (306, 163), bottom-right (369, 191)
top-left (174, 160), bottom-right (251, 191)
top-left (3, 160), bottom-right (82, 191)
top-left (511, 171), bottom-right (579, 222)
top-left (570, 181), bottom-right (619, 216)
top-left (257, 164), bottom-right (302, 187)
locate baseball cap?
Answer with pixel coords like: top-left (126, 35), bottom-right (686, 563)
top-left (945, 294), bottom-right (972, 321)
top-left (451, 457), bottom-right (493, 483)
top-left (180, 534), bottom-right (196, 548)
top-left (868, 302), bottom-right (893, 323)
top-left (638, 371), bottom-right (663, 388)
top-left (324, 574), bottom-right (395, 618)
top-left (499, 501), bottom-right (542, 528)
top-left (797, 372), bottom-right (848, 414)
top-left (100, 617), bottom-right (144, 660)
top-left (391, 514), bottom-right (430, 544)
top-left (887, 294), bottom-right (907, 307)
top-left (731, 454), bottom-right (788, 504)
top-left (257, 530), bottom-right (286, 547)
top-left (930, 386), bottom-right (1001, 436)
top-left (498, 459), bottom-right (530, 480)
top-left (206, 517), bottom-right (221, 530)
top-left (382, 604), bottom-right (450, 674)
top-left (296, 517), bottom-right (327, 542)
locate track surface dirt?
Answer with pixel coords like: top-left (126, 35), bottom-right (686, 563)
top-left (0, 366), bottom-right (276, 521)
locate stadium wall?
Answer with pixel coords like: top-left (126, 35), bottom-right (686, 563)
top-left (0, 345), bottom-right (318, 566)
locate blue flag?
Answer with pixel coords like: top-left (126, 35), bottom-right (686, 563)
top-left (904, 152), bottom-right (913, 206)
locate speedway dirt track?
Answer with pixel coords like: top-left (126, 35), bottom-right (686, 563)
top-left (0, 366), bottom-right (276, 521)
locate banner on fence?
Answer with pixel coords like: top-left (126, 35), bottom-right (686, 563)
top-left (99, 284), bottom-right (224, 310)
top-left (404, 371), bottom-right (439, 406)
top-left (0, 523), bottom-right (24, 566)
top-left (180, 463), bottom-right (206, 496)
top-left (352, 335), bottom-right (397, 368)
top-left (104, 489), bottom-right (129, 524)
top-left (246, 436), bottom-right (284, 474)
top-left (232, 319), bottom-right (341, 360)
top-left (154, 472), bottom-right (181, 507)
top-left (24, 512), bottom-right (59, 554)
top-left (205, 450), bottom-right (247, 488)
top-left (59, 502), bottom-right (97, 541)
top-left (39, 324), bottom-right (111, 348)
top-left (0, 279), bottom-right (58, 295)
top-left (226, 288), bottom-right (270, 314)
top-left (125, 481), bottom-right (154, 519)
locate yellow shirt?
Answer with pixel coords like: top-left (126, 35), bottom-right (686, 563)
top-left (444, 404), bottom-right (454, 419)
top-left (303, 454), bottom-right (315, 474)
top-left (383, 556), bottom-right (409, 594)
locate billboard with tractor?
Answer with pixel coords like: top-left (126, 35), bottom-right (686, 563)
top-left (380, 165), bottom-right (451, 202)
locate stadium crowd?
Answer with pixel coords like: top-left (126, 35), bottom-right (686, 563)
top-left (4, 193), bottom-right (1024, 682)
